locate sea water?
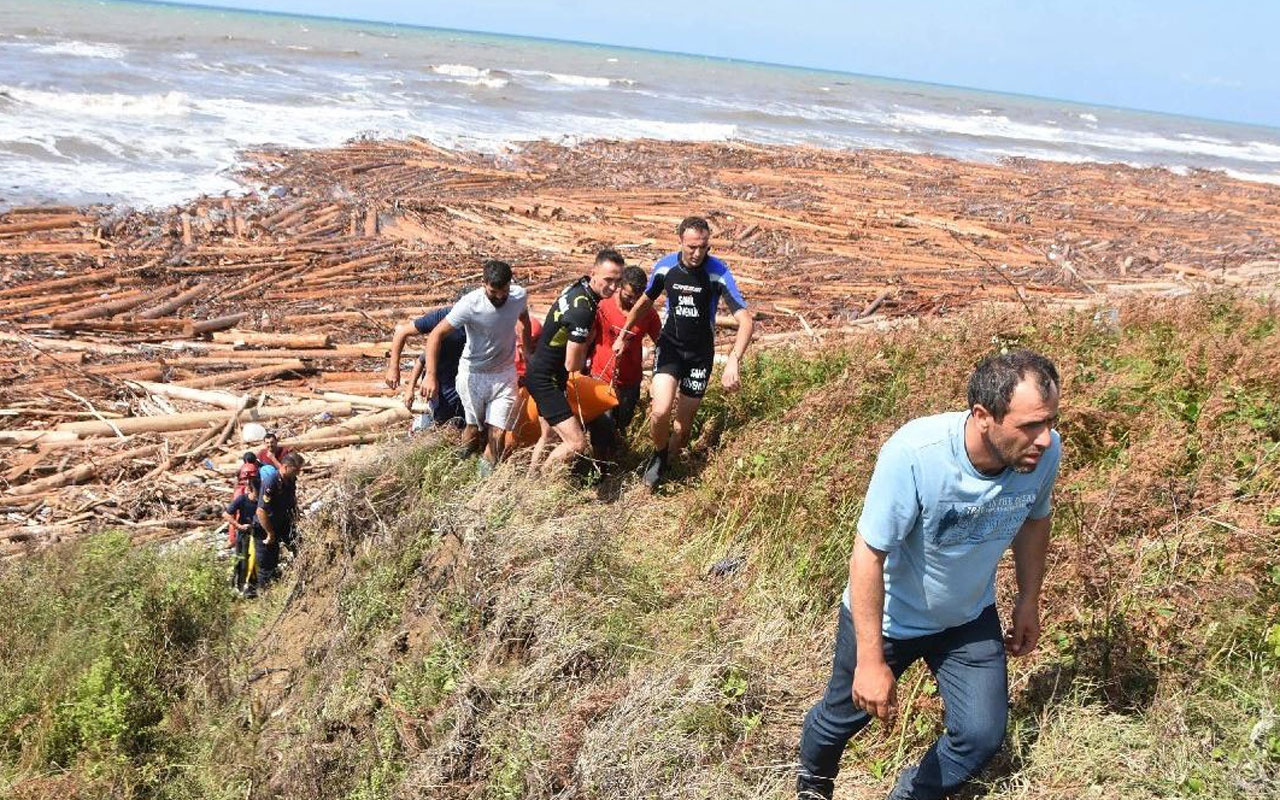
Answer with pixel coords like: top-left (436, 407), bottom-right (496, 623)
top-left (3, 0), bottom-right (1279, 209)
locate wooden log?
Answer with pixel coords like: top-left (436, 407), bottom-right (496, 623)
top-left (136, 282), bottom-right (207, 319)
top-left (0, 215), bottom-right (90, 236)
top-left (184, 312), bottom-right (250, 336)
top-left (211, 330), bottom-right (332, 348)
top-left (7, 444), bottom-right (162, 496)
top-left (49, 317), bottom-right (187, 334)
top-left (317, 391), bottom-right (406, 410)
top-left (54, 401), bottom-right (353, 437)
top-left (0, 430), bottom-right (83, 446)
top-left (286, 406), bottom-right (410, 443)
top-left (54, 289), bottom-right (149, 322)
top-left (176, 359), bottom-right (308, 389)
top-left (126, 380), bottom-right (247, 410)
top-left (279, 433), bottom-right (384, 451)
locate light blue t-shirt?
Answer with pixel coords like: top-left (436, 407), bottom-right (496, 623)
top-left (843, 411), bottom-right (1061, 639)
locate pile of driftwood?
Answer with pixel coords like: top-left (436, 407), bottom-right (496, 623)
top-left (2, 138), bottom-right (1279, 555)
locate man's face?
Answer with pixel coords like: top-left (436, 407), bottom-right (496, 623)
top-left (975, 377), bottom-right (1059, 473)
top-left (679, 228), bottom-right (711, 268)
top-left (484, 281), bottom-right (510, 308)
top-left (265, 436), bottom-right (278, 450)
top-left (590, 261), bottom-right (622, 299)
top-left (618, 282), bottom-right (642, 310)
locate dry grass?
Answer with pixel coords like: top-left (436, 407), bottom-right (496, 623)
top-left (2, 293), bottom-right (1277, 800)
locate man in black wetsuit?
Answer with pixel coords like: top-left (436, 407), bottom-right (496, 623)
top-left (526, 249), bottom-right (624, 475)
top-left (614, 216), bottom-right (754, 489)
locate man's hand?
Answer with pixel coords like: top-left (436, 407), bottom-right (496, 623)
top-left (611, 330), bottom-right (630, 356)
top-left (420, 375), bottom-right (439, 402)
top-left (721, 354), bottom-right (742, 392)
top-left (852, 659), bottom-right (897, 721)
top-left (402, 388), bottom-right (415, 410)
top-left (384, 363), bottom-right (401, 389)
top-left (1005, 593), bottom-right (1041, 656)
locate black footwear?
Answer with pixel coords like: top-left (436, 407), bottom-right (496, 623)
top-left (642, 449), bottom-right (667, 490)
top-left (795, 772), bottom-right (834, 800)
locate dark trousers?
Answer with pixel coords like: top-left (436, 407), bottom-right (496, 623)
top-left (586, 383), bottom-right (642, 454)
top-left (252, 530), bottom-right (281, 592)
top-left (798, 604), bottom-right (1008, 800)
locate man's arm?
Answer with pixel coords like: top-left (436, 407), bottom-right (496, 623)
top-left (1007, 514), bottom-right (1051, 656)
top-left (421, 320), bottom-right (455, 401)
top-left (613, 293), bottom-right (655, 355)
top-left (404, 356), bottom-right (426, 409)
top-left (565, 340), bottom-right (590, 375)
top-left (384, 320), bottom-right (418, 388)
top-left (519, 308), bottom-right (534, 361)
top-left (720, 308), bottom-right (754, 392)
top-left (255, 506), bottom-right (276, 545)
top-left (849, 535), bottom-right (896, 721)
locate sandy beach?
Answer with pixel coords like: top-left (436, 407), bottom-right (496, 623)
top-left (1, 137), bottom-right (1279, 550)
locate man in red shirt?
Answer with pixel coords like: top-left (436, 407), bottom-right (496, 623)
top-left (256, 431), bottom-right (291, 470)
top-left (588, 265), bottom-right (661, 455)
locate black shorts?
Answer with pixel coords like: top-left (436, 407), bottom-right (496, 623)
top-left (654, 344), bottom-right (714, 398)
top-left (527, 368), bottom-right (572, 426)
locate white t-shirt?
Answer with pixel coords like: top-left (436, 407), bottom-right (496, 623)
top-left (445, 285), bottom-right (527, 373)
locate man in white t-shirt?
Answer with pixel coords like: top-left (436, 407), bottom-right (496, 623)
top-left (423, 260), bottom-right (533, 468)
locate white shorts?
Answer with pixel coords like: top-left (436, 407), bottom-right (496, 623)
top-left (457, 365), bottom-right (518, 430)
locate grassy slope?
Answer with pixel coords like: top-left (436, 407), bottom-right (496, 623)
top-left (2, 294), bottom-right (1278, 800)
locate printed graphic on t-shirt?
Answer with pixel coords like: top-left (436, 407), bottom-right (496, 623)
top-left (933, 492), bottom-right (1037, 546)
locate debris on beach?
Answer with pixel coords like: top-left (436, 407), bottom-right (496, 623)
top-left (2, 138), bottom-right (1279, 555)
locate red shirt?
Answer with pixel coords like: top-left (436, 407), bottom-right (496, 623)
top-left (515, 318), bottom-right (543, 379)
top-left (256, 445), bottom-right (291, 468)
top-left (591, 295), bottom-right (661, 388)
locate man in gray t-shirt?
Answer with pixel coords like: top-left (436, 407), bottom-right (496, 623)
top-left (423, 260), bottom-right (533, 467)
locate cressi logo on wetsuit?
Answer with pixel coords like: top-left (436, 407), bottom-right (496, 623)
top-left (529, 276), bottom-right (601, 378)
top-left (645, 253), bottom-right (747, 352)
top-left (645, 253), bottom-right (748, 398)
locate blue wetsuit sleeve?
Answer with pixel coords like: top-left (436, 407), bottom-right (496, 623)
top-left (645, 263), bottom-right (668, 302)
top-left (856, 438), bottom-right (921, 552)
top-left (714, 262), bottom-right (748, 313)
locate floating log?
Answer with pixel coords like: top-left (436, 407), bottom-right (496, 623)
top-left (176, 359), bottom-right (308, 389)
top-left (126, 380), bottom-right (247, 410)
top-left (184, 312), bottom-right (251, 336)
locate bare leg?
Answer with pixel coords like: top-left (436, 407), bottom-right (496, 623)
top-left (460, 424), bottom-right (482, 454)
top-left (648, 373), bottom-right (679, 453)
top-left (668, 393), bottom-right (703, 455)
top-left (485, 424), bottom-right (508, 464)
top-left (542, 417), bottom-right (588, 472)
top-left (528, 418), bottom-right (555, 476)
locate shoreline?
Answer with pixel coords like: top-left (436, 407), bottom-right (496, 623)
top-left (1, 136), bottom-right (1278, 550)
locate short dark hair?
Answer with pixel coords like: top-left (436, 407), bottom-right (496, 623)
top-left (264, 431), bottom-right (277, 441)
top-left (282, 452), bottom-right (305, 469)
top-left (595, 248), bottom-right (625, 268)
top-left (676, 216), bottom-right (711, 238)
top-left (967, 349), bottom-right (1059, 420)
top-left (622, 265), bottom-right (647, 292)
top-left (483, 259), bottom-right (513, 286)
top-left (243, 451), bottom-right (258, 464)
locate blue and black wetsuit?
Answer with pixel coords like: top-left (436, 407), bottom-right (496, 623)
top-left (645, 252), bottom-right (747, 398)
top-left (414, 306), bottom-right (465, 425)
top-left (527, 277), bottom-right (601, 425)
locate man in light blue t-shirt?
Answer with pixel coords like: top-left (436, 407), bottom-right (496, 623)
top-left (797, 350), bottom-right (1062, 800)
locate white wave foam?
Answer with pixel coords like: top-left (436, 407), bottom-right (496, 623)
top-left (1221, 168), bottom-right (1280, 186)
top-left (1, 87), bottom-right (191, 117)
top-left (888, 109), bottom-right (1280, 164)
top-left (33, 40), bottom-right (126, 59)
top-left (430, 63), bottom-right (489, 78)
top-left (460, 77), bottom-right (508, 89)
top-left (1078, 112), bottom-right (1098, 122)
top-left (532, 113), bottom-right (735, 142)
top-left (174, 51), bottom-right (198, 61)
top-left (511, 69), bottom-right (634, 88)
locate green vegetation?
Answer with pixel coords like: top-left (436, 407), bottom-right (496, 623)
top-left (2, 294), bottom-right (1277, 799)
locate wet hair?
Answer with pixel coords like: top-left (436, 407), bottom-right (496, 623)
top-left (595, 248), bottom-right (625, 268)
top-left (622, 265), bottom-right (648, 292)
top-left (676, 216), bottom-right (711, 238)
top-left (242, 452), bottom-right (258, 464)
top-left (483, 259), bottom-right (513, 286)
top-left (282, 452), bottom-right (305, 469)
top-left (264, 431), bottom-right (278, 442)
top-left (967, 349), bottom-right (1059, 421)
